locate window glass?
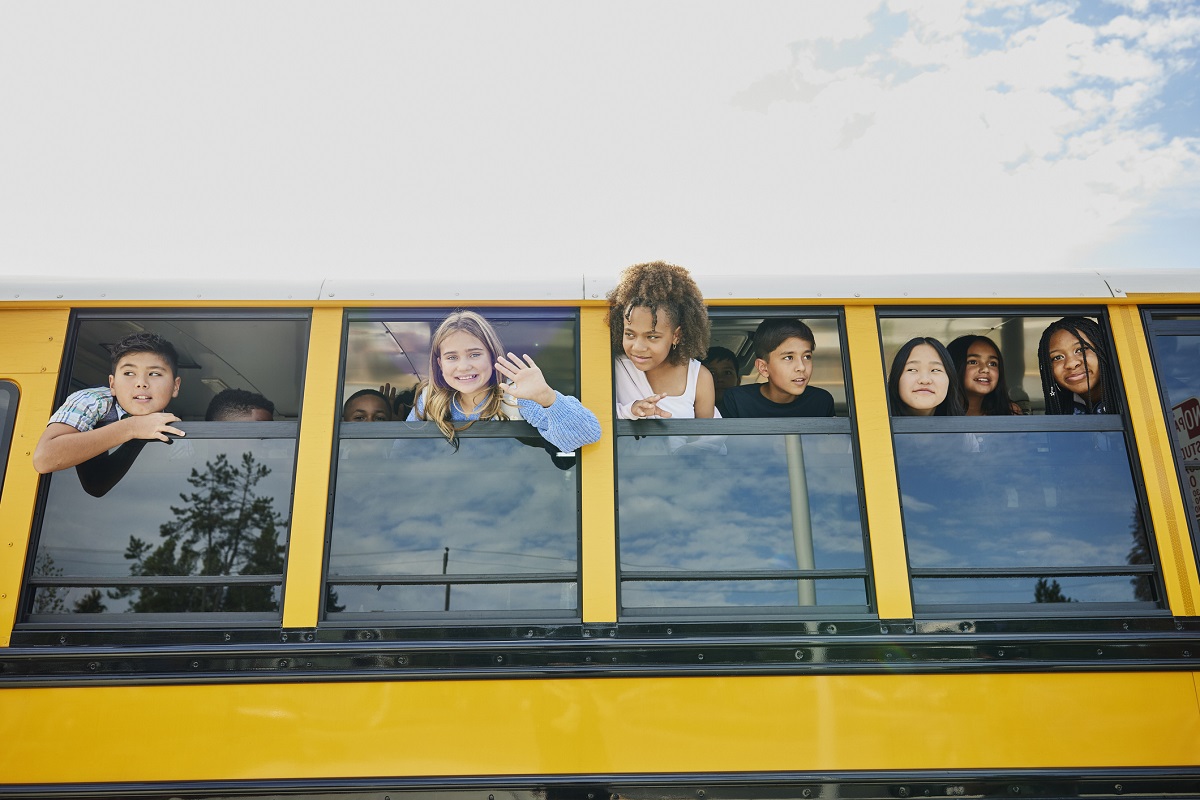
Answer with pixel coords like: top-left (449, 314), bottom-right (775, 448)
top-left (618, 432), bottom-right (868, 613)
top-left (897, 430), bottom-right (1155, 610)
top-left (328, 310), bottom-right (582, 620)
top-left (27, 436), bottom-right (294, 618)
top-left (0, 381), bottom-right (17, 504)
top-left (881, 311), bottom-right (1160, 615)
top-left (616, 310), bottom-right (868, 617)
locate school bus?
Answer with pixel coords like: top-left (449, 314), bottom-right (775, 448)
top-left (1, 270), bottom-right (1200, 799)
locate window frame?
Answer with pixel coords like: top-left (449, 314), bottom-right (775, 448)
top-left (16, 308), bottom-right (310, 632)
top-left (878, 305), bottom-right (1166, 618)
top-left (322, 307), bottom-right (587, 627)
top-left (1142, 307), bottom-right (1200, 569)
top-left (0, 380), bottom-right (18, 506)
top-left (612, 306), bottom-right (876, 622)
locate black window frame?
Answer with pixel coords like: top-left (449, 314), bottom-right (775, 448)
top-left (879, 305), bottom-right (1166, 619)
top-left (15, 308), bottom-right (310, 634)
top-left (613, 306), bottom-right (875, 622)
top-left (322, 307), bottom-right (587, 628)
top-left (0, 380), bottom-right (18, 507)
top-left (1142, 306), bottom-right (1200, 569)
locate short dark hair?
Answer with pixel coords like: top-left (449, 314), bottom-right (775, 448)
top-left (108, 332), bottom-right (179, 375)
top-left (205, 388), bottom-right (275, 421)
top-left (703, 346), bottom-right (738, 367)
top-left (753, 318), bottom-right (815, 361)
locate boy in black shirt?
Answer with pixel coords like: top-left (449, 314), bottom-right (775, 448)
top-left (720, 319), bottom-right (834, 418)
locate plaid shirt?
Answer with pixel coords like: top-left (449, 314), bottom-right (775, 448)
top-left (47, 387), bottom-right (126, 432)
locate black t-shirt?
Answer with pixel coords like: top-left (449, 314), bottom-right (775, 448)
top-left (719, 383), bottom-right (835, 418)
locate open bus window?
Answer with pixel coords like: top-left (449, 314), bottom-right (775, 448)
top-left (879, 312), bottom-right (1163, 614)
top-left (20, 313), bottom-right (308, 625)
top-left (326, 309), bottom-right (582, 621)
top-left (0, 381), bottom-right (17, 506)
top-left (707, 315), bottom-right (848, 416)
top-left (1144, 311), bottom-right (1200, 567)
top-left (616, 310), bottom-right (870, 617)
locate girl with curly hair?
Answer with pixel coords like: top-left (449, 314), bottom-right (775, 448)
top-left (606, 261), bottom-right (717, 419)
top-left (409, 310), bottom-right (601, 450)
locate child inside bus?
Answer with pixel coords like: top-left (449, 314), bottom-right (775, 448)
top-left (33, 332), bottom-right (185, 476)
top-left (947, 335), bottom-right (1021, 416)
top-left (607, 261), bottom-right (717, 420)
top-left (702, 346), bottom-right (740, 411)
top-left (721, 318), bottom-right (835, 418)
top-left (408, 310), bottom-right (601, 452)
top-left (1038, 316), bottom-right (1119, 415)
top-left (206, 388), bottom-right (275, 421)
top-left (342, 389), bottom-right (392, 422)
top-left (887, 337), bottom-right (965, 416)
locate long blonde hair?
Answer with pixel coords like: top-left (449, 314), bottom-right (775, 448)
top-left (415, 310), bottom-right (511, 447)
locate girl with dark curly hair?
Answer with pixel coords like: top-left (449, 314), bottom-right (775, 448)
top-left (946, 335), bottom-right (1021, 416)
top-left (606, 261), bottom-right (717, 419)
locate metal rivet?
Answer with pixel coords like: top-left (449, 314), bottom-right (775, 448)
top-left (666, 628), bottom-right (672, 635)
top-left (905, 625), bottom-right (914, 633)
top-left (494, 655), bottom-right (504, 664)
top-left (88, 662), bottom-right (99, 671)
top-left (697, 653), bottom-right (704, 661)
top-left (1097, 648), bottom-right (1103, 655)
top-left (880, 624), bottom-right (889, 634)
top-left (224, 633), bottom-right (231, 641)
top-left (795, 650), bottom-right (804, 660)
top-left (998, 649), bottom-right (1004, 657)
top-left (192, 661), bottom-right (200, 668)
top-left (397, 656), bottom-right (409, 666)
top-left (1184, 650), bottom-right (1191, 657)
top-left (278, 659), bottom-right (288, 668)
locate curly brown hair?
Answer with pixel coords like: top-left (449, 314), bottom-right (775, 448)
top-left (605, 261), bottom-right (710, 366)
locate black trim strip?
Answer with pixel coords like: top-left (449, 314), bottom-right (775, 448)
top-left (3, 767), bottom-right (1200, 799)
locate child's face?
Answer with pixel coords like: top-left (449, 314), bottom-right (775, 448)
top-left (438, 329), bottom-right (494, 398)
top-left (706, 358), bottom-right (739, 394)
top-left (1048, 328), bottom-right (1103, 402)
top-left (962, 341), bottom-right (1001, 399)
top-left (756, 337), bottom-right (813, 404)
top-left (343, 395), bottom-right (390, 422)
top-left (622, 306), bottom-right (680, 372)
top-left (897, 343), bottom-right (949, 416)
top-left (108, 351), bottom-right (180, 416)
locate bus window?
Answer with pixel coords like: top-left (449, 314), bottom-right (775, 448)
top-left (0, 381), bottom-right (17, 505)
top-left (1144, 311), bottom-right (1200, 565)
top-left (19, 313), bottom-right (307, 624)
top-left (325, 309), bottom-right (582, 620)
top-left (616, 311), bottom-right (871, 617)
top-left (880, 312), bottom-right (1162, 614)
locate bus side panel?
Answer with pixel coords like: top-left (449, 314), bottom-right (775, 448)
top-left (1, 673), bottom-right (1198, 783)
top-left (0, 309), bottom-right (71, 646)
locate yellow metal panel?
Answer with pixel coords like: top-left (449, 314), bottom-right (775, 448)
top-left (281, 308), bottom-right (344, 628)
top-left (0, 672), bottom-right (1196, 782)
top-left (0, 309), bottom-right (71, 646)
top-left (1109, 304), bottom-right (1200, 615)
top-left (843, 306), bottom-right (912, 619)
top-left (580, 306), bottom-right (617, 622)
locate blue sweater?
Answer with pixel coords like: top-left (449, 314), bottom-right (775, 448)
top-left (409, 389), bottom-right (601, 452)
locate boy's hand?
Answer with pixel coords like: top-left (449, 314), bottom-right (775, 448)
top-left (125, 412), bottom-right (185, 442)
top-left (495, 353), bottom-right (557, 408)
top-left (630, 394), bottom-right (671, 419)
top-left (378, 382), bottom-right (398, 405)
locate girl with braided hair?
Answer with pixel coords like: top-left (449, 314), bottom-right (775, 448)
top-left (606, 261), bottom-right (717, 420)
top-left (1037, 316), bottom-right (1120, 415)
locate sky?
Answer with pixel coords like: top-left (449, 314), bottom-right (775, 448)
top-left (1, 0), bottom-right (1198, 283)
